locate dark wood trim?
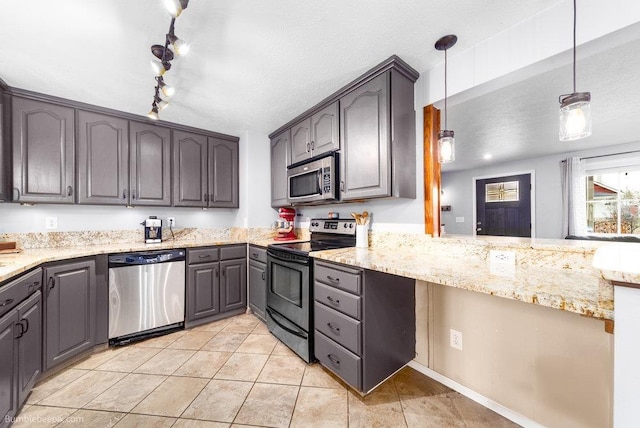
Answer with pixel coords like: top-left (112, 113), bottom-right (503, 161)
top-left (5, 86), bottom-right (239, 143)
top-left (612, 280), bottom-right (640, 289)
top-left (423, 105), bottom-right (441, 236)
top-left (604, 319), bottom-right (614, 335)
top-left (268, 55), bottom-right (419, 139)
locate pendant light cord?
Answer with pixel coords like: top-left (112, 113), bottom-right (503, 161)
top-left (444, 48), bottom-right (448, 129)
top-left (572, 0), bottom-right (577, 94)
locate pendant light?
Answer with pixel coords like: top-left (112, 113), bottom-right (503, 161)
top-left (559, 0), bottom-right (592, 141)
top-left (435, 34), bottom-right (457, 163)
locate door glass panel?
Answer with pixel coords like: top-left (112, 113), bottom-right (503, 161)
top-left (486, 181), bottom-right (519, 202)
top-left (270, 262), bottom-right (302, 307)
top-left (290, 170), bottom-right (320, 198)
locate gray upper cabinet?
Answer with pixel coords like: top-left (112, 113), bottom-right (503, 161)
top-left (339, 73), bottom-right (390, 201)
top-left (44, 259), bottom-right (96, 371)
top-left (271, 130), bottom-right (290, 207)
top-left (290, 101), bottom-right (339, 166)
top-left (208, 138), bottom-right (239, 208)
top-left (12, 97), bottom-right (75, 204)
top-left (129, 121), bottom-right (171, 206)
top-left (173, 130), bottom-right (207, 207)
top-left (0, 89), bottom-right (8, 202)
top-left (77, 111), bottom-right (129, 205)
top-left (311, 102), bottom-right (339, 157)
top-left (172, 133), bottom-right (238, 208)
top-left (340, 69), bottom-right (416, 201)
top-left (290, 118), bottom-right (311, 165)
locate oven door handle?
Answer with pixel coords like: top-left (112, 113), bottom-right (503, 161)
top-left (266, 307), bottom-right (307, 339)
top-left (267, 250), bottom-right (309, 266)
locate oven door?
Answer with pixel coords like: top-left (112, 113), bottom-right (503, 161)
top-left (266, 248), bottom-right (310, 331)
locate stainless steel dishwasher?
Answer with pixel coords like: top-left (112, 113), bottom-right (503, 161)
top-left (108, 249), bottom-right (186, 345)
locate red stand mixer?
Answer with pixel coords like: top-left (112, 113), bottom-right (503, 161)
top-left (274, 208), bottom-right (297, 241)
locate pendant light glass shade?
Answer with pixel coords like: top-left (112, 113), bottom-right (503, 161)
top-left (168, 34), bottom-right (190, 56)
top-left (559, 92), bottom-right (592, 141)
top-left (438, 130), bottom-right (455, 163)
top-left (559, 0), bottom-right (592, 141)
top-left (147, 106), bottom-right (159, 120)
top-left (434, 34), bottom-right (457, 164)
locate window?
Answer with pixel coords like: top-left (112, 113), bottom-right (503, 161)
top-left (485, 180), bottom-right (519, 202)
top-left (585, 170), bottom-right (640, 235)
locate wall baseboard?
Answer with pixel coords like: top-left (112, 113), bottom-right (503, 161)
top-left (408, 360), bottom-right (545, 428)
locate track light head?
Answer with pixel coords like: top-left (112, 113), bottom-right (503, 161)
top-left (147, 104), bottom-right (159, 120)
top-left (163, 0), bottom-right (189, 17)
top-left (167, 34), bottom-right (190, 56)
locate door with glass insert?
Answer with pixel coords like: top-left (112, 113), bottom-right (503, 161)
top-left (476, 173), bottom-right (532, 237)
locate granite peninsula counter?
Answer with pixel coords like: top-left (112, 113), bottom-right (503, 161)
top-left (311, 235), bottom-right (618, 321)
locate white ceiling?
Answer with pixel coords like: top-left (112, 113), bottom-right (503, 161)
top-left (1, 0), bottom-right (563, 138)
top-left (441, 29), bottom-right (640, 171)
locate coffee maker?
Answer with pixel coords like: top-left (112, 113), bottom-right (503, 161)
top-left (142, 216), bottom-right (162, 243)
top-left (274, 208), bottom-right (297, 241)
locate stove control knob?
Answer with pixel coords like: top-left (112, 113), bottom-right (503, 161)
top-left (343, 224), bottom-right (347, 228)
top-left (349, 223), bottom-right (354, 228)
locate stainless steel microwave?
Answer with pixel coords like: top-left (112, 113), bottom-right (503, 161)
top-left (287, 153), bottom-right (338, 204)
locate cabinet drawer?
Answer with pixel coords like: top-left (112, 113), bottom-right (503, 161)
top-left (0, 268), bottom-right (42, 317)
top-left (188, 248), bottom-right (219, 264)
top-left (315, 302), bottom-right (361, 355)
top-left (248, 246), bottom-right (267, 263)
top-left (315, 262), bottom-right (361, 295)
top-left (315, 282), bottom-right (361, 320)
top-left (315, 330), bottom-right (361, 389)
top-left (220, 245), bottom-right (246, 260)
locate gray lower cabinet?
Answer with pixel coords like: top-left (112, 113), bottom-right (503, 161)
top-left (77, 110), bottom-right (129, 205)
top-left (186, 245), bottom-right (247, 326)
top-left (12, 97), bottom-right (75, 204)
top-left (129, 121), bottom-right (171, 206)
top-left (339, 70), bottom-right (416, 201)
top-left (0, 268), bottom-right (43, 427)
top-left (44, 259), bottom-right (96, 371)
top-left (173, 132), bottom-right (239, 208)
top-left (313, 260), bottom-right (415, 393)
top-left (270, 130), bottom-right (290, 207)
top-left (248, 246), bottom-right (267, 322)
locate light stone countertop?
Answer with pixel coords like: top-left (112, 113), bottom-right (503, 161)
top-left (311, 244), bottom-right (615, 321)
top-left (593, 243), bottom-right (640, 285)
top-left (0, 239), bottom-right (247, 283)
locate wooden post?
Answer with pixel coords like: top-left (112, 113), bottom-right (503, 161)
top-left (424, 105), bottom-right (441, 236)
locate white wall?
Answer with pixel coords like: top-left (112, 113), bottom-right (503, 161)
top-left (441, 140), bottom-right (640, 238)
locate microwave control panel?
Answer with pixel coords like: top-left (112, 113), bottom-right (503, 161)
top-left (322, 167), bottom-right (332, 194)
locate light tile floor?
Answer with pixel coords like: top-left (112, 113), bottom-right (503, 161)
top-left (16, 313), bottom-right (520, 427)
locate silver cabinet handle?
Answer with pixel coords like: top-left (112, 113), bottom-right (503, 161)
top-left (262, 271), bottom-right (265, 281)
top-left (66, 186), bottom-right (73, 196)
top-left (199, 254), bottom-right (211, 259)
top-left (306, 143), bottom-right (310, 152)
top-left (132, 191), bottom-right (136, 200)
top-left (340, 181), bottom-right (345, 192)
top-left (327, 322), bottom-right (340, 333)
top-left (310, 141), bottom-right (315, 151)
top-left (0, 298), bottom-right (14, 307)
top-left (122, 189), bottom-right (127, 199)
top-left (326, 296), bottom-right (340, 305)
top-left (327, 354), bottom-right (340, 365)
top-left (326, 275), bottom-right (340, 283)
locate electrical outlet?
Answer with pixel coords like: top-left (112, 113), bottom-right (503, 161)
top-left (45, 217), bottom-right (58, 230)
top-left (167, 217), bottom-right (176, 228)
top-left (490, 250), bottom-right (515, 265)
top-left (489, 250), bottom-right (516, 278)
top-left (450, 329), bottom-right (463, 350)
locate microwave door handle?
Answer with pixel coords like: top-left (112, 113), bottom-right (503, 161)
top-left (318, 172), bottom-right (323, 195)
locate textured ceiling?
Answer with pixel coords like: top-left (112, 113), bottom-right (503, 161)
top-left (1, 0), bottom-right (562, 138)
top-left (441, 32), bottom-right (640, 171)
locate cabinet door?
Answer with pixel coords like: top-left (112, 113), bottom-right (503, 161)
top-left (290, 118), bottom-right (311, 164)
top-left (77, 111), bottom-right (129, 205)
top-left (208, 138), bottom-right (239, 208)
top-left (187, 262), bottom-right (220, 321)
top-left (16, 291), bottom-right (41, 407)
top-left (44, 260), bottom-right (95, 371)
top-left (248, 259), bottom-right (266, 321)
top-left (311, 102), bottom-right (339, 156)
top-left (220, 259), bottom-right (246, 313)
top-left (129, 121), bottom-right (171, 206)
top-left (270, 130), bottom-right (290, 208)
top-left (0, 310), bottom-right (17, 426)
top-left (173, 130), bottom-right (207, 207)
top-left (12, 97), bottom-right (75, 203)
top-left (339, 73), bottom-right (391, 200)
top-left (0, 90), bottom-right (8, 202)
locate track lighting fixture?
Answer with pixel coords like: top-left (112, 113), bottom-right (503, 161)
top-left (435, 34), bottom-right (457, 164)
top-left (146, 0), bottom-right (190, 119)
top-left (559, 0), bottom-right (592, 141)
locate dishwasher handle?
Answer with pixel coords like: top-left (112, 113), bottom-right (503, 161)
top-left (108, 250), bottom-right (186, 267)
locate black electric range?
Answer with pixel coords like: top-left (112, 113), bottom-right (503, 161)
top-left (265, 218), bottom-right (356, 362)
